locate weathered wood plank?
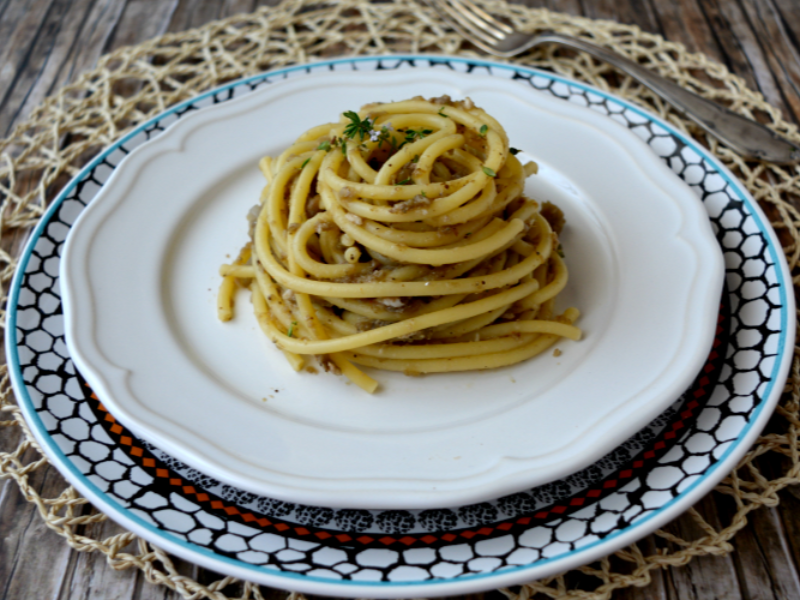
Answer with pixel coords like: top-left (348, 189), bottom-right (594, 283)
top-left (104, 0), bottom-right (179, 52)
top-left (577, 0), bottom-right (662, 35)
top-left (0, 459), bottom-right (78, 600)
top-left (539, 0), bottom-right (583, 17)
top-left (0, 0), bottom-right (55, 91)
top-left (58, 516), bottom-right (142, 600)
top-left (611, 536), bottom-right (669, 600)
top-left (43, 0), bottom-right (130, 100)
top-left (702, 0), bottom-right (795, 122)
top-left (728, 503), bottom-right (800, 600)
top-left (222, 0), bottom-right (257, 17)
top-left (738, 0), bottom-right (800, 122)
top-left (768, 483), bottom-right (800, 589)
top-left (645, 0), bottom-right (726, 64)
top-left (0, 0), bottom-right (14, 25)
top-left (0, 0), bottom-right (99, 137)
top-left (166, 0), bottom-right (227, 32)
top-left (253, 0), bottom-right (295, 7)
top-left (0, 0), bottom-right (103, 136)
top-left (769, 0), bottom-right (800, 76)
top-left (661, 494), bottom-right (744, 599)
top-left (0, 0), bottom-right (59, 134)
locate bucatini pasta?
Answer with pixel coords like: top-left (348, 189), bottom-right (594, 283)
top-left (218, 96), bottom-right (581, 393)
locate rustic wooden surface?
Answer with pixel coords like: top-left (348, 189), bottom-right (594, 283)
top-left (1, 0), bottom-right (799, 599)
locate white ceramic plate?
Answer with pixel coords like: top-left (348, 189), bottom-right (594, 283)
top-left (8, 56), bottom-right (792, 598)
top-left (58, 59), bottom-right (724, 510)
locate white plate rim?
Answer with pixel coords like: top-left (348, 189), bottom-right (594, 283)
top-left (57, 61), bottom-right (723, 508)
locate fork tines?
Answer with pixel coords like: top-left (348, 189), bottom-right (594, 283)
top-left (428, 0), bottom-right (512, 46)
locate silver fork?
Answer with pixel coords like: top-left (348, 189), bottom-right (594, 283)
top-left (424, 0), bottom-right (800, 164)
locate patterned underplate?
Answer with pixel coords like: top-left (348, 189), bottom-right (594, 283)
top-left (7, 56), bottom-right (794, 598)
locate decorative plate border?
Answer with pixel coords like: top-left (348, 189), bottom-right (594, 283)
top-left (6, 56), bottom-right (794, 598)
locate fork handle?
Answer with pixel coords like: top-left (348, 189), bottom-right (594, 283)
top-left (537, 33), bottom-right (799, 164)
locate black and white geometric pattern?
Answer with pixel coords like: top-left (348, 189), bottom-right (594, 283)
top-left (8, 56), bottom-right (790, 593)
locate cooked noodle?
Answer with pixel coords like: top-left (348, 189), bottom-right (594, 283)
top-left (218, 97), bottom-right (581, 393)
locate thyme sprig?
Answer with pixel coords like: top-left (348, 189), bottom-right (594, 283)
top-left (404, 128), bottom-right (432, 143)
top-left (343, 111), bottom-right (373, 141)
top-left (370, 124), bottom-right (395, 148)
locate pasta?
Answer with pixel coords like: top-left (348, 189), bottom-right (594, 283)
top-left (218, 96), bottom-right (581, 393)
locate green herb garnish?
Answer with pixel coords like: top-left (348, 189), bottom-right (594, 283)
top-left (404, 128), bottom-right (433, 143)
top-left (317, 141), bottom-right (331, 151)
top-left (438, 107), bottom-right (448, 118)
top-left (479, 124), bottom-right (488, 137)
top-left (287, 321), bottom-right (297, 337)
top-left (482, 166), bottom-right (496, 177)
top-left (411, 154), bottom-right (420, 164)
top-left (509, 147), bottom-right (521, 155)
top-left (300, 157), bottom-right (311, 169)
top-left (556, 244), bottom-right (564, 258)
top-left (373, 126), bottom-right (395, 148)
top-left (343, 111), bottom-right (373, 141)
top-left (397, 178), bottom-right (412, 185)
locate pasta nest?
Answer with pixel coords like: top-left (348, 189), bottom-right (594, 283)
top-left (218, 97), bottom-right (581, 393)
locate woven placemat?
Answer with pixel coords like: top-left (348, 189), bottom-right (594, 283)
top-left (1, 1), bottom-right (799, 598)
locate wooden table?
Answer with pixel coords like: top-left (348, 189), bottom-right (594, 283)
top-left (1, 0), bottom-right (799, 598)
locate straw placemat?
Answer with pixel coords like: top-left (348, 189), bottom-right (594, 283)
top-left (1, 1), bottom-right (799, 598)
